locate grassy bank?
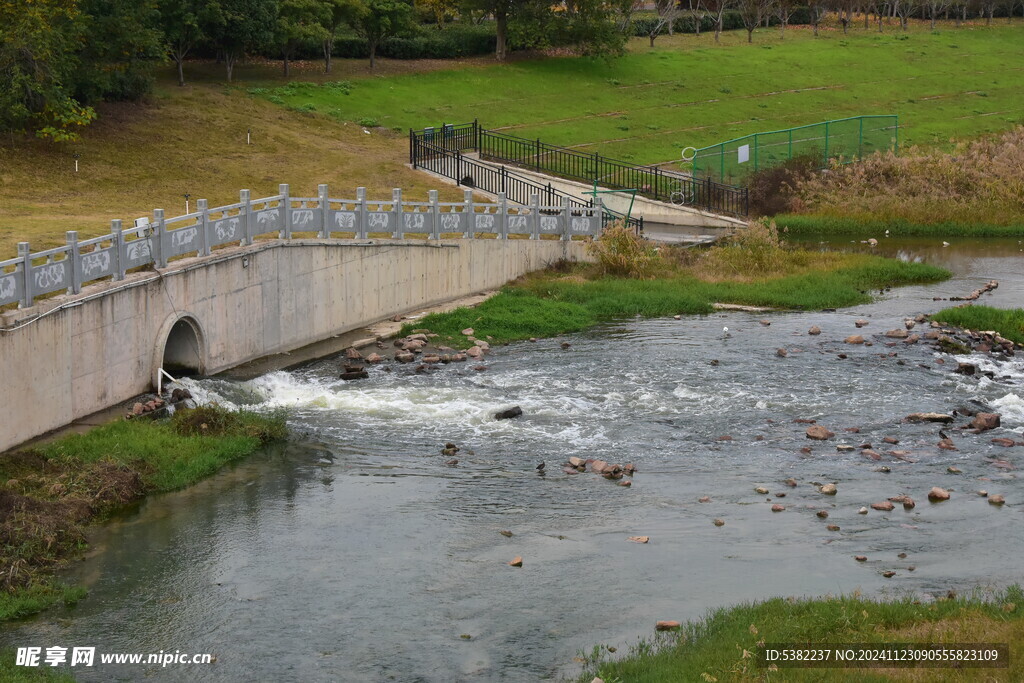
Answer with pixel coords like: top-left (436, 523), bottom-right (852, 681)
top-left (0, 406), bottom-right (287, 623)
top-left (932, 305), bottom-right (1024, 345)
top-left (404, 226), bottom-right (949, 345)
top-left (774, 214), bottom-right (1024, 238)
top-left (576, 587), bottom-right (1024, 682)
top-left (256, 23), bottom-right (1024, 161)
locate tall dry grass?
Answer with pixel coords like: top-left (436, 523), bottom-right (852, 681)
top-left (587, 222), bottom-right (662, 278)
top-left (793, 126), bottom-right (1024, 226)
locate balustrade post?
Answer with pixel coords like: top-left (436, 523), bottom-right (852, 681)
top-left (429, 190), bottom-right (440, 240)
top-left (561, 196), bottom-right (571, 242)
top-left (66, 231), bottom-right (81, 294)
top-left (463, 190), bottom-right (474, 239)
top-left (197, 200), bottom-right (210, 257)
top-left (17, 242), bottom-right (31, 308)
top-left (240, 189), bottom-right (252, 245)
top-left (498, 192), bottom-right (508, 240)
top-left (279, 184), bottom-right (292, 240)
top-left (392, 188), bottom-right (403, 239)
top-left (318, 184), bottom-right (330, 238)
top-left (356, 187), bottom-right (368, 239)
top-left (153, 209), bottom-right (167, 268)
top-left (530, 193), bottom-right (540, 240)
top-left (111, 219), bottom-right (125, 281)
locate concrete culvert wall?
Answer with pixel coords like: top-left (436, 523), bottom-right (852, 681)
top-left (163, 318), bottom-right (204, 376)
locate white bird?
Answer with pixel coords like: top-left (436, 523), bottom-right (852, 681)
top-left (722, 326), bottom-right (731, 339)
top-left (942, 241), bottom-right (950, 247)
top-left (363, 128), bottom-right (371, 135)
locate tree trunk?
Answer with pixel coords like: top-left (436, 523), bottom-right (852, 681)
top-left (746, 26), bottom-right (753, 42)
top-left (174, 54), bottom-right (185, 86)
top-left (650, 32), bottom-right (657, 46)
top-left (495, 8), bottom-right (508, 61)
top-left (369, 39), bottom-right (377, 68)
top-left (225, 52), bottom-right (236, 82)
top-left (864, 10), bottom-right (869, 27)
top-left (813, 20), bottom-right (819, 35)
top-left (284, 52), bottom-right (290, 78)
top-left (323, 39), bottom-right (333, 73)
top-left (715, 17), bottom-right (722, 41)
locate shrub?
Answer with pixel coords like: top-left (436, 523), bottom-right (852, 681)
top-left (746, 152), bottom-right (822, 216)
top-left (587, 222), bottom-right (661, 278)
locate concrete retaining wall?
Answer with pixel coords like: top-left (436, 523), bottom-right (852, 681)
top-left (0, 238), bottom-right (586, 453)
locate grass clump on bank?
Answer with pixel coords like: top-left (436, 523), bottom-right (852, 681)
top-left (932, 305), bottom-right (1024, 345)
top-left (0, 405), bottom-right (287, 623)
top-left (405, 222), bottom-right (949, 345)
top-left (781, 126), bottom-right (1024, 234)
top-left (577, 587), bottom-right (1024, 682)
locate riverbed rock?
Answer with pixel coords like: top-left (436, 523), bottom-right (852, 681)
top-left (855, 319), bottom-right (869, 328)
top-left (628, 536), bottom-right (650, 543)
top-left (784, 478), bottom-right (797, 487)
top-left (970, 413), bottom-right (1001, 431)
top-left (938, 439), bottom-right (958, 450)
top-left (808, 326), bottom-right (821, 335)
top-left (871, 501), bottom-right (895, 511)
top-left (340, 370), bottom-right (369, 380)
top-left (451, 353), bottom-right (466, 362)
top-left (902, 497), bottom-right (916, 510)
top-left (855, 555), bottom-right (867, 562)
top-left (882, 571), bottom-right (896, 578)
top-left (928, 487), bottom-right (951, 502)
top-left (820, 483), bottom-right (837, 495)
top-left (131, 402), bottom-right (144, 416)
top-left (816, 510), bottom-right (829, 518)
top-left (989, 494), bottom-right (1006, 505)
top-left (699, 496), bottom-right (711, 503)
top-left (862, 449), bottom-right (882, 461)
top-left (905, 412), bottom-right (954, 423)
top-left (344, 347), bottom-right (363, 360)
top-left (992, 438), bottom-right (1016, 447)
top-left (836, 444), bottom-right (855, 452)
top-left (561, 342), bottom-right (572, 349)
top-left (885, 329), bottom-right (909, 339)
top-left (806, 426), bottom-right (835, 440)
top-left (713, 518), bottom-right (725, 526)
top-left (858, 507), bottom-right (869, 514)
top-left (495, 406), bottom-right (523, 420)
top-left (568, 456), bottom-right (586, 469)
top-left (882, 436), bottom-right (900, 445)
top-left (755, 486), bottom-right (770, 494)
top-left (473, 365), bottom-right (488, 372)
top-left (421, 354), bottom-right (441, 364)
top-left (618, 479), bottom-right (631, 487)
top-left (508, 556), bottom-right (523, 567)
top-left (461, 328), bottom-right (474, 336)
top-left (776, 348), bottom-right (788, 358)
top-left (827, 524), bottom-right (841, 531)
top-left (623, 463), bottom-right (637, 475)
top-left (466, 346), bottom-right (483, 359)
top-left (655, 621), bottom-right (681, 631)
top-left (845, 335), bottom-right (865, 344)
top-left (771, 504), bottom-right (785, 512)
top-left (365, 353), bottom-right (383, 364)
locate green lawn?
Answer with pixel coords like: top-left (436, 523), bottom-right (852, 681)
top-left (257, 23), bottom-right (1024, 165)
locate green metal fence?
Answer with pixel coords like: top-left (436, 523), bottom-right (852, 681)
top-left (689, 115), bottom-right (899, 185)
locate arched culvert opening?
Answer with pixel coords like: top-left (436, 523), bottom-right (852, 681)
top-left (162, 317), bottom-right (204, 377)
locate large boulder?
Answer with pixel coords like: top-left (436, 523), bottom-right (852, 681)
top-left (806, 426), bottom-right (835, 440)
top-left (970, 413), bottom-right (1001, 431)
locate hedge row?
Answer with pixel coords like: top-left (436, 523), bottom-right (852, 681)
top-left (333, 27), bottom-right (497, 59)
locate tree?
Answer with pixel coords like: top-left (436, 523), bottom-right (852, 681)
top-left (322, 0), bottom-right (357, 72)
top-left (894, 0), bottom-right (918, 28)
top-left (807, 0), bottom-right (827, 34)
top-left (346, 0), bottom-right (413, 68)
top-left (706, 0), bottom-right (734, 42)
top-left (0, 0), bottom-right (97, 141)
top-left (278, 0), bottom-right (331, 77)
top-left (925, 0), bottom-right (951, 27)
top-left (556, 0), bottom-right (629, 56)
top-left (209, 0), bottom-right (277, 81)
top-left (75, 0), bottom-right (165, 102)
top-left (158, 0), bottom-right (224, 87)
top-left (416, 0), bottom-right (459, 26)
top-left (647, 0), bottom-right (681, 46)
top-left (776, 0), bottom-right (796, 36)
top-left (737, 0), bottom-right (771, 41)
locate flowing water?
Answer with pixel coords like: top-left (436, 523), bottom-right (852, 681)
top-left (4, 237), bottom-right (1024, 682)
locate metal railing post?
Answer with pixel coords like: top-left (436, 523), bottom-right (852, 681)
top-left (66, 231), bottom-right (81, 294)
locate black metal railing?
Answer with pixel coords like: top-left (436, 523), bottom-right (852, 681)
top-left (410, 121), bottom-right (749, 218)
top-left (411, 135), bottom-right (643, 231)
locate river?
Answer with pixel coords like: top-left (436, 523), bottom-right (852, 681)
top-left (3, 237), bottom-right (1023, 682)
